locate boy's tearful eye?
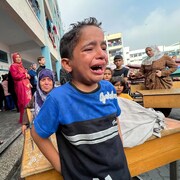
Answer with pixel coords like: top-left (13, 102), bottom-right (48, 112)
top-left (84, 48), bottom-right (93, 52)
top-left (102, 45), bottom-right (107, 51)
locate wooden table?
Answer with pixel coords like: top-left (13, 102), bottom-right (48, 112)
top-left (130, 83), bottom-right (145, 94)
top-left (125, 118), bottom-right (180, 179)
top-left (138, 88), bottom-right (180, 108)
top-left (172, 81), bottom-right (180, 88)
top-left (130, 81), bottom-right (180, 95)
top-left (21, 118), bottom-right (180, 180)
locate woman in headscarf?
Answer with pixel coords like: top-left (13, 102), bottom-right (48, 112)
top-left (130, 45), bottom-right (178, 116)
top-left (22, 69), bottom-right (55, 134)
top-left (9, 53), bottom-right (32, 123)
top-left (130, 45), bottom-right (177, 89)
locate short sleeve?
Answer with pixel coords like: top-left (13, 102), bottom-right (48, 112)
top-left (33, 95), bottom-right (60, 138)
top-left (124, 68), bottom-right (129, 77)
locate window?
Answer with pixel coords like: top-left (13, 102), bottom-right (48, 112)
top-left (0, 50), bottom-right (8, 63)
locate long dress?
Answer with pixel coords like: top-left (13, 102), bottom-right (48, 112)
top-left (139, 55), bottom-right (177, 90)
top-left (139, 54), bottom-right (177, 117)
top-left (9, 63), bottom-right (31, 123)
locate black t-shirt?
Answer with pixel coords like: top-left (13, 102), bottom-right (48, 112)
top-left (113, 67), bottom-right (129, 78)
top-left (35, 81), bottom-right (131, 180)
top-left (36, 65), bottom-right (46, 76)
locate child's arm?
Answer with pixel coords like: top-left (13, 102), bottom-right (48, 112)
top-left (116, 117), bottom-right (123, 144)
top-left (31, 125), bottom-right (61, 173)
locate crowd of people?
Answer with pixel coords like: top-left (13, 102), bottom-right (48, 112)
top-left (30, 17), bottom-right (178, 179)
top-left (0, 17), bottom-right (179, 180)
top-left (103, 45), bottom-right (178, 117)
top-left (0, 53), bottom-right (49, 123)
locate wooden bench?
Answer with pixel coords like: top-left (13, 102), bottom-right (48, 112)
top-left (21, 111), bottom-right (180, 179)
top-left (138, 88), bottom-right (180, 108)
top-left (21, 108), bottom-right (62, 180)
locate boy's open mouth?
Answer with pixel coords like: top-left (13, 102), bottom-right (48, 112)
top-left (91, 65), bottom-right (102, 71)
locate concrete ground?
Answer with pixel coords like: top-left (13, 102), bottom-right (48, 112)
top-left (0, 111), bottom-right (23, 180)
top-left (0, 109), bottom-right (179, 180)
top-left (169, 108), bottom-right (180, 120)
top-left (0, 111), bottom-right (21, 154)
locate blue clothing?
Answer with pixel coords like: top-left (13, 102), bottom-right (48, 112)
top-left (34, 80), bottom-right (130, 180)
top-left (28, 69), bottom-right (37, 95)
top-left (5, 95), bottom-right (14, 110)
top-left (28, 69), bottom-right (37, 86)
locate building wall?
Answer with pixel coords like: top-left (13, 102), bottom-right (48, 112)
top-left (0, 43), bottom-right (11, 78)
top-left (126, 43), bottom-right (180, 65)
top-left (105, 33), bottom-right (123, 69)
top-left (128, 48), bottom-right (146, 65)
top-left (0, 0), bottom-right (63, 80)
top-left (123, 46), bottom-right (130, 65)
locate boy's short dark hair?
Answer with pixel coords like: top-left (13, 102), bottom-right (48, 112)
top-left (114, 55), bottom-right (123, 61)
top-left (37, 56), bottom-right (44, 63)
top-left (60, 17), bottom-right (102, 59)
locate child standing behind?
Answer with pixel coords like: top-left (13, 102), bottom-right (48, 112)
top-left (111, 76), bottom-right (133, 100)
top-left (103, 67), bottom-right (113, 81)
top-left (36, 56), bottom-right (46, 75)
top-left (113, 55), bottom-right (129, 82)
top-left (31, 17), bottom-right (130, 179)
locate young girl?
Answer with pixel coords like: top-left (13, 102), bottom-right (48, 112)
top-left (111, 76), bottom-right (133, 100)
top-left (103, 67), bottom-right (113, 81)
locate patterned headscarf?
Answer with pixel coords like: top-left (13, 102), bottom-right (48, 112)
top-left (142, 45), bottom-right (164, 65)
top-left (34, 69), bottom-right (55, 118)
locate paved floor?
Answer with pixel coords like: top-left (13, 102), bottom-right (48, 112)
top-left (0, 110), bottom-right (23, 180)
top-left (0, 110), bottom-right (21, 154)
top-left (0, 109), bottom-right (179, 180)
top-left (139, 161), bottom-right (180, 180)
